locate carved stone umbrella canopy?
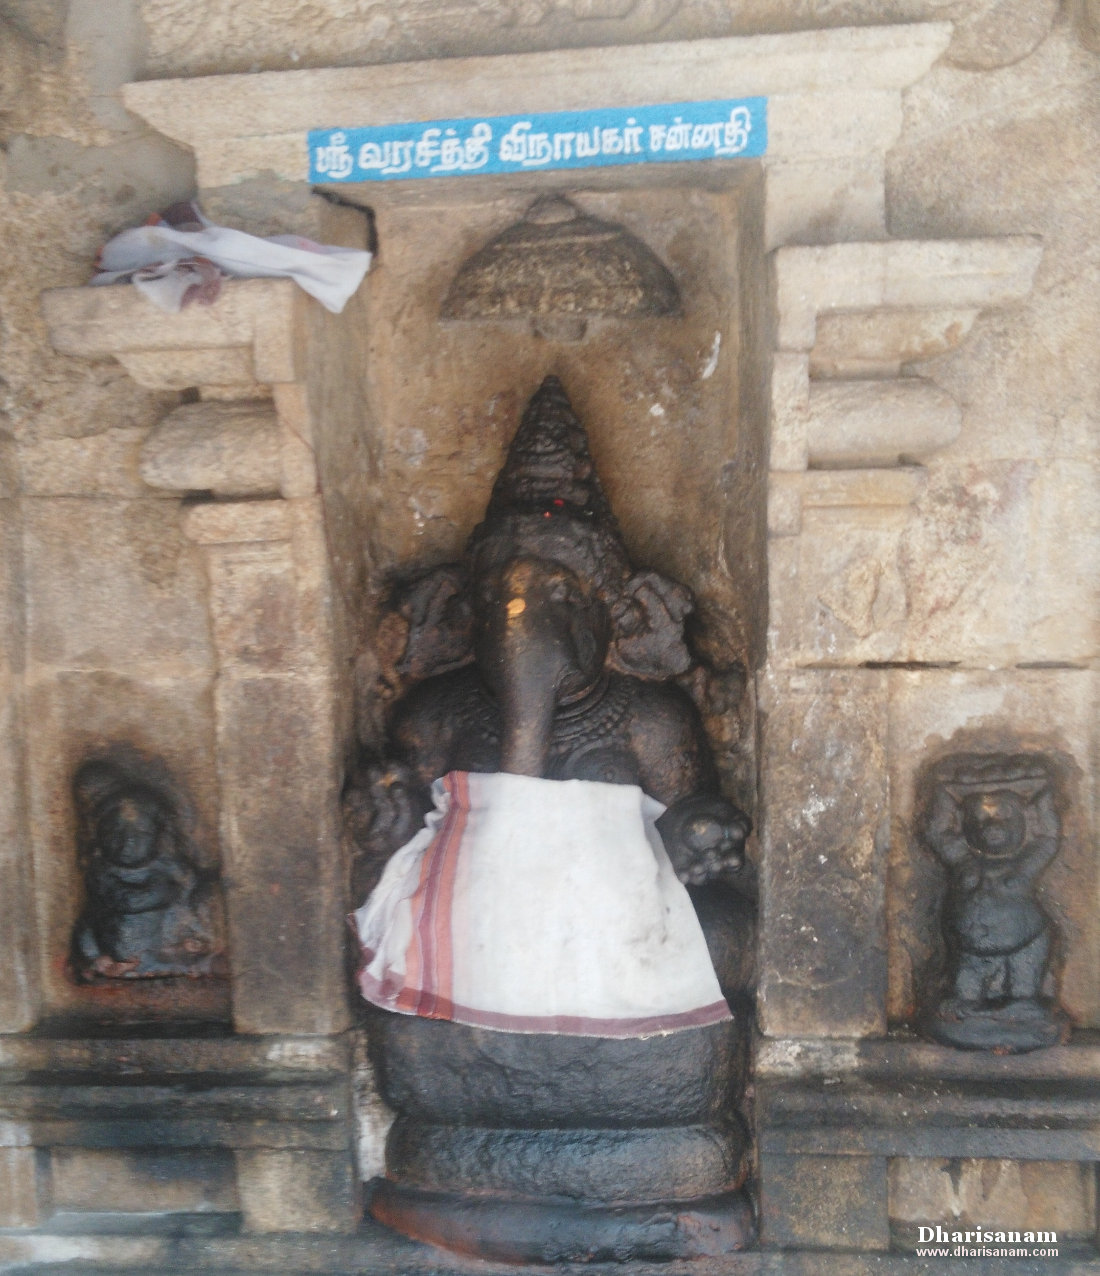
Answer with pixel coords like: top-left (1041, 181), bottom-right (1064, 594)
top-left (349, 378), bottom-right (755, 1264)
top-left (441, 195), bottom-right (681, 341)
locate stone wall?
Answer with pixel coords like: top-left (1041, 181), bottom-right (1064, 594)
top-left (1, 0), bottom-right (1098, 1263)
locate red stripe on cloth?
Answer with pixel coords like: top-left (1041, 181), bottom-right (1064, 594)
top-left (356, 954), bottom-right (731, 1036)
top-left (404, 771), bottom-right (468, 1018)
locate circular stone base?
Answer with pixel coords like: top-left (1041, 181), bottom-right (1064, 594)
top-left (369, 1179), bottom-right (756, 1264)
top-left (386, 1117), bottom-right (747, 1201)
top-left (367, 1007), bottom-right (745, 1126)
top-left (925, 998), bottom-right (1069, 1053)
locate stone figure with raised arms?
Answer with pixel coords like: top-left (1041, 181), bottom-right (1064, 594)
top-left (921, 752), bottom-right (1067, 1052)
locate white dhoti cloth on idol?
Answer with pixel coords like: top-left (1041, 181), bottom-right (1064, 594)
top-left (352, 771), bottom-right (731, 1037)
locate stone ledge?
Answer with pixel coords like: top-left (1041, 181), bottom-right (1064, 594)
top-left (767, 237), bottom-right (1042, 472)
top-left (757, 1031), bottom-right (1100, 1081)
top-left (120, 25), bottom-right (951, 189)
top-left (41, 280), bottom-right (306, 391)
top-left (0, 1032), bottom-right (350, 1078)
top-left (773, 238), bottom-right (1043, 354)
top-left (758, 1035), bottom-right (1100, 1160)
top-left (140, 403), bottom-right (282, 498)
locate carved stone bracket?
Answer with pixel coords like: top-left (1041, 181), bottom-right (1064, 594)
top-left (43, 277), bottom-right (305, 394)
top-left (769, 237), bottom-right (1043, 473)
top-left (765, 236), bottom-right (1043, 670)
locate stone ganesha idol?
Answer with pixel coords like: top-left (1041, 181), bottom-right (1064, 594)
top-left (348, 377), bottom-right (755, 1263)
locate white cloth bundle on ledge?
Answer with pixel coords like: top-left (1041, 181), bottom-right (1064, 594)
top-left (92, 202), bottom-right (371, 314)
top-left (352, 771), bottom-right (730, 1037)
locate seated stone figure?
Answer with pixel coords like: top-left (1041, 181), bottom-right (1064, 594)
top-left (347, 376), bottom-right (755, 1264)
top-left (71, 757), bottom-right (222, 981)
top-left (352, 375), bottom-right (750, 907)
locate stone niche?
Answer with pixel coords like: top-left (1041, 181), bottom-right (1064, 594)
top-left (2, 16), bottom-right (1095, 1273)
top-left (349, 167), bottom-right (770, 807)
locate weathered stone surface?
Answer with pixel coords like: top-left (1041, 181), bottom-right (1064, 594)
top-left (0, 492), bottom-right (37, 1033)
top-left (117, 347), bottom-right (260, 392)
top-left (135, 0), bottom-right (976, 79)
top-left (43, 278), bottom-right (305, 386)
top-left (183, 500), bottom-right (291, 546)
top-left (756, 1033), bottom-right (1100, 1084)
top-left (370, 1180), bottom-right (754, 1264)
top-left (769, 454), bottom-right (1098, 668)
top-left (889, 1157), bottom-right (1096, 1239)
top-left (0, 680), bottom-right (39, 1034)
top-left (940, 0), bottom-right (1058, 70)
top-left (772, 239), bottom-right (1042, 352)
top-left (759, 1070), bottom-right (1100, 1161)
top-left (810, 307), bottom-right (979, 379)
top-left (351, 1029), bottom-right (393, 1183)
top-left (5, 134), bottom-right (193, 222)
top-left (1078, 0), bottom-right (1100, 51)
top-left (121, 24), bottom-right (949, 198)
top-left (51, 1148), bottom-right (239, 1213)
top-left (141, 401), bottom-right (282, 497)
top-left (20, 428), bottom-right (161, 498)
top-left (901, 460), bottom-right (1097, 665)
top-left (757, 668), bottom-right (888, 1037)
top-left (235, 1149), bottom-right (360, 1233)
top-left (387, 1118), bottom-right (745, 1201)
top-left (806, 378), bottom-right (960, 467)
top-left (763, 155), bottom-right (887, 247)
top-left (0, 1078), bottom-right (352, 1149)
top-left (210, 672), bottom-right (347, 1035)
top-left (886, 668), bottom-right (1099, 1030)
top-left (768, 500), bottom-right (912, 666)
top-left (368, 1010), bottom-right (744, 1126)
top-left (0, 1147), bottom-right (44, 1228)
top-left (888, 30), bottom-right (1100, 472)
top-left (23, 498), bottom-right (214, 673)
top-left (769, 352), bottom-right (811, 472)
top-left (759, 1153), bottom-right (888, 1250)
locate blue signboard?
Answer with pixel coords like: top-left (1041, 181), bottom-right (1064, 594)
top-left (309, 97), bottom-right (766, 183)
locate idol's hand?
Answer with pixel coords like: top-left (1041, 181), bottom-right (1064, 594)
top-left (659, 794), bottom-right (751, 887)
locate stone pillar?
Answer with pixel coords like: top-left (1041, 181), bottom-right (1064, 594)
top-left (184, 501), bottom-right (348, 1036)
top-left (758, 667), bottom-right (889, 1038)
top-left (0, 1148), bottom-right (47, 1228)
top-left (0, 456), bottom-right (39, 1034)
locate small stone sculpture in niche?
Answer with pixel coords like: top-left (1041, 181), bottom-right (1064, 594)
top-left (346, 377), bottom-right (755, 1263)
top-left (440, 195), bottom-right (681, 341)
top-left (921, 753), bottom-right (1067, 1052)
top-left (71, 755), bottom-right (224, 981)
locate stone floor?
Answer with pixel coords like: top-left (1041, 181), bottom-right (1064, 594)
top-left (1, 1223), bottom-right (1099, 1276)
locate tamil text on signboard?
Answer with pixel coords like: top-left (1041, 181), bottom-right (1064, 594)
top-left (309, 98), bottom-right (767, 183)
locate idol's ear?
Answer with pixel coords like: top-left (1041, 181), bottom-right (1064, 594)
top-left (608, 570), bottom-right (694, 678)
top-left (393, 564), bottom-right (474, 682)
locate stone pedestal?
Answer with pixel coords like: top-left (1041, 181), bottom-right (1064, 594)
top-left (365, 1011), bottom-right (754, 1264)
